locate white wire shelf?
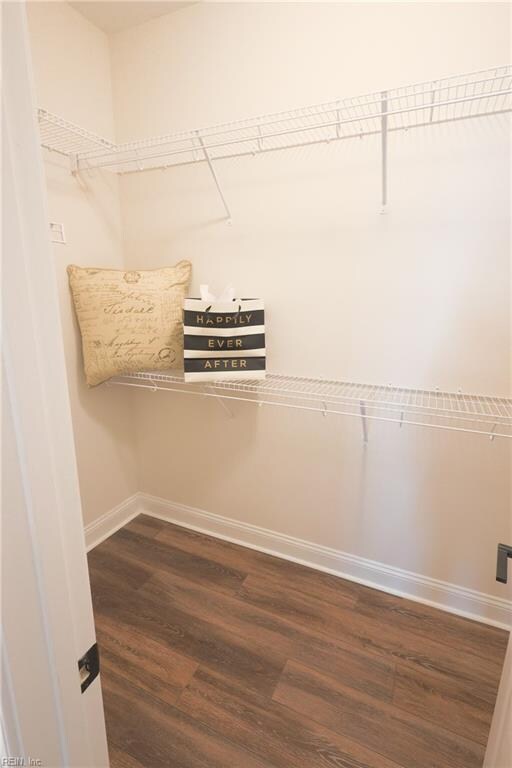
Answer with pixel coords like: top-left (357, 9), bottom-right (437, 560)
top-left (109, 371), bottom-right (512, 439)
top-left (38, 109), bottom-right (116, 158)
top-left (38, 66), bottom-right (512, 175)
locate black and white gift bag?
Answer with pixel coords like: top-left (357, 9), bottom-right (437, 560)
top-left (183, 296), bottom-right (266, 382)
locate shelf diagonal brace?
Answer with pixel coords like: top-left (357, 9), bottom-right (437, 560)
top-left (380, 90), bottom-right (388, 214)
top-left (196, 132), bottom-right (232, 222)
top-left (204, 386), bottom-right (234, 418)
top-left (70, 153), bottom-right (79, 176)
top-left (359, 400), bottom-right (369, 445)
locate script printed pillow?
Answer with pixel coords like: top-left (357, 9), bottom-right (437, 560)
top-left (68, 261), bottom-right (192, 386)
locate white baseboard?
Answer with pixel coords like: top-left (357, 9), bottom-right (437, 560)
top-left (138, 493), bottom-right (512, 630)
top-left (85, 491), bottom-right (512, 629)
top-left (84, 494), bottom-right (140, 552)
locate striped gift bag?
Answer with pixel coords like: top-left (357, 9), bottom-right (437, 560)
top-left (183, 297), bottom-right (266, 382)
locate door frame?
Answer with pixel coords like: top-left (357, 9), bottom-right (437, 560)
top-left (2, 4), bottom-right (109, 765)
top-left (484, 632), bottom-right (512, 767)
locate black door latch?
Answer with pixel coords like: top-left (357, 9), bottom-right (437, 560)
top-left (496, 543), bottom-right (512, 584)
top-left (78, 642), bottom-right (100, 693)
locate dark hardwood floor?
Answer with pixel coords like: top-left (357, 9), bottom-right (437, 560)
top-left (88, 514), bottom-right (509, 768)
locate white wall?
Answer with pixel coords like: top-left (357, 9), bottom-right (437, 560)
top-left (110, 2), bottom-right (511, 600)
top-left (27, 2), bottom-right (138, 526)
top-left (25, 2), bottom-right (511, 609)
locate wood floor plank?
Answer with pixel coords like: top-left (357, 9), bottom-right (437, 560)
top-left (238, 572), bottom-right (369, 642)
top-left (177, 665), bottom-right (404, 768)
top-left (88, 543), bottom-right (154, 593)
top-left (139, 567), bottom-right (395, 702)
top-left (106, 526), bottom-right (248, 596)
top-left (91, 572), bottom-right (286, 698)
top-left (88, 517), bottom-right (506, 768)
top-left (150, 519), bottom-right (505, 699)
top-left (392, 663), bottom-right (493, 746)
top-left (237, 572), bottom-right (502, 703)
top-left (107, 745), bottom-right (147, 768)
top-left (356, 588), bottom-right (509, 663)
top-left (273, 660), bottom-right (486, 768)
top-left (96, 614), bottom-right (198, 706)
top-left (152, 517), bottom-right (360, 608)
top-left (102, 666), bottom-right (275, 768)
top-left (89, 526), bottom-right (501, 704)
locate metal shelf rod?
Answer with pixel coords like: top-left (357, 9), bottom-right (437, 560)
top-left (104, 108), bottom-right (510, 175)
top-left (96, 72), bottom-right (510, 154)
top-left (76, 87), bottom-right (512, 171)
top-left (108, 378), bottom-right (511, 438)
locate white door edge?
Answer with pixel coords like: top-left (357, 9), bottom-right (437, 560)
top-left (2, 3), bottom-right (109, 765)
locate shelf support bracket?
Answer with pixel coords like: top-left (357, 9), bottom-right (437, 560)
top-left (196, 132), bottom-right (232, 222)
top-left (359, 400), bottom-right (368, 445)
top-left (380, 90), bottom-right (388, 214)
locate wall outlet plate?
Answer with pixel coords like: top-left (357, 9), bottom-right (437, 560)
top-left (49, 222), bottom-right (66, 244)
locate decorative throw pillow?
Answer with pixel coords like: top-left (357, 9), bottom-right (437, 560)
top-left (67, 261), bottom-right (192, 386)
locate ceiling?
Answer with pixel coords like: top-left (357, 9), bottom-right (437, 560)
top-left (69, 1), bottom-right (194, 34)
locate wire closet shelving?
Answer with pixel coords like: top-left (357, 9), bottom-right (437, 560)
top-left (38, 65), bottom-right (512, 214)
top-left (109, 372), bottom-right (512, 441)
top-left (41, 66), bottom-right (512, 440)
